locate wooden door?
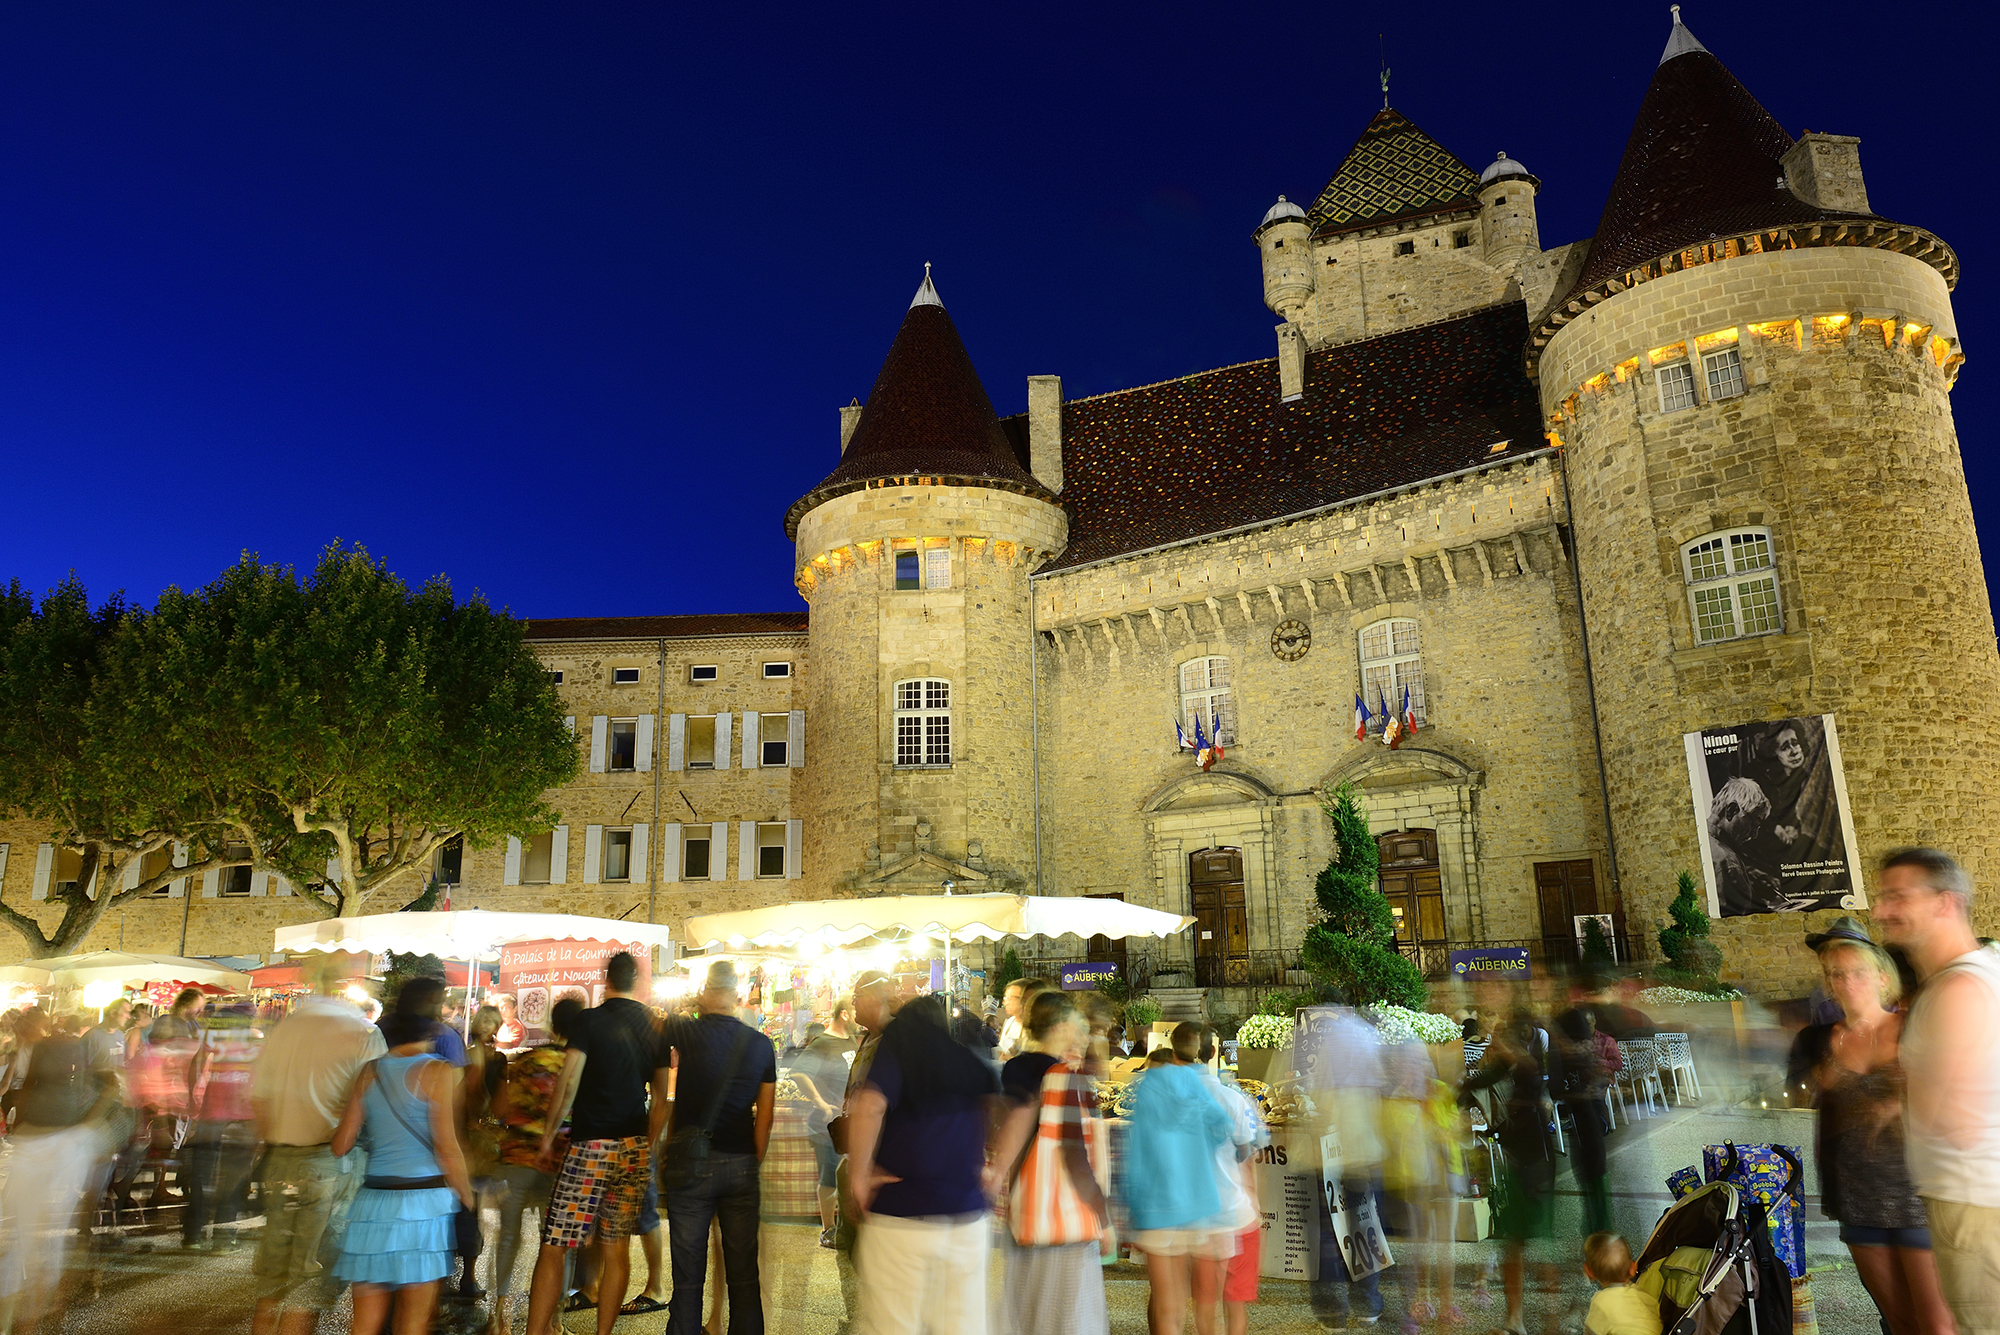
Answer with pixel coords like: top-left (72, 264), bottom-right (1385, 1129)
top-left (1377, 831), bottom-right (1447, 970)
top-left (1085, 893), bottom-right (1128, 977)
top-left (1533, 859), bottom-right (1599, 970)
top-left (1189, 848), bottom-right (1249, 985)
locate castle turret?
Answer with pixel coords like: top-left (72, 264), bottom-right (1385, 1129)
top-left (1253, 195), bottom-right (1313, 321)
top-left (1532, 11), bottom-right (1989, 981)
top-left (1477, 151), bottom-right (1540, 274)
top-left (787, 269), bottom-right (1068, 896)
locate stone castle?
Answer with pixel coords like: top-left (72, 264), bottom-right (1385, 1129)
top-left (1, 13), bottom-right (1987, 998)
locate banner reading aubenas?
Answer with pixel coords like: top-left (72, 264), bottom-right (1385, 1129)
top-left (1683, 713), bottom-right (1865, 919)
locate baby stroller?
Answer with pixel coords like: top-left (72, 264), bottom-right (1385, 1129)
top-left (1633, 1181), bottom-right (1791, 1335)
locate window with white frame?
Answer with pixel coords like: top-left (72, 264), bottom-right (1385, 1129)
top-left (219, 843), bottom-right (254, 897)
top-left (682, 831), bottom-right (711, 880)
top-left (1683, 528), bottom-right (1782, 643)
top-left (1358, 619), bottom-right (1426, 729)
top-left (894, 679), bottom-right (951, 767)
top-left (138, 847), bottom-right (176, 897)
top-left (756, 823), bottom-right (787, 878)
top-left (894, 551), bottom-right (921, 590)
top-left (760, 713), bottom-right (789, 767)
top-left (1178, 657), bottom-right (1236, 746)
top-left (762, 662), bottom-right (791, 678)
top-left (1658, 361), bottom-right (1697, 413)
top-left (606, 719), bottom-right (638, 771)
top-left (690, 664), bottom-right (718, 682)
top-left (521, 831), bottom-right (555, 884)
top-left (685, 715), bottom-right (716, 769)
top-left (925, 547), bottom-right (950, 589)
top-left (612, 667), bottom-right (641, 685)
top-left (600, 829), bottom-right (634, 882)
top-left (1704, 346), bottom-right (1745, 400)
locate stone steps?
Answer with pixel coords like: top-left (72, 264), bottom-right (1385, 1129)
top-left (1148, 987), bottom-right (1207, 1022)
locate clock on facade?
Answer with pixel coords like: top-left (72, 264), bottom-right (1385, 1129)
top-left (1270, 618), bottom-right (1312, 662)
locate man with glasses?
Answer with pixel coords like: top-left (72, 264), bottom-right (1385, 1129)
top-left (1874, 847), bottom-right (2000, 1333)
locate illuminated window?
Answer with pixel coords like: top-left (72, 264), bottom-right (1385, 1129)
top-left (1358, 619), bottom-right (1426, 731)
top-left (894, 679), bottom-right (951, 767)
top-left (1683, 528), bottom-right (1781, 644)
top-left (1178, 657), bottom-right (1236, 746)
top-left (685, 715), bottom-right (716, 769)
top-left (521, 831), bottom-right (555, 884)
top-left (1658, 362), bottom-right (1697, 413)
top-left (1704, 347), bottom-right (1745, 400)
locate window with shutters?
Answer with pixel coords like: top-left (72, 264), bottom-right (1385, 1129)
top-left (600, 829), bottom-right (633, 883)
top-left (759, 713), bottom-right (789, 767)
top-left (1683, 527), bottom-right (1782, 643)
top-left (757, 823), bottom-right (788, 878)
top-left (1658, 361), bottom-right (1697, 412)
top-left (685, 716), bottom-right (716, 769)
top-left (606, 719), bottom-right (638, 772)
top-left (1358, 619), bottom-right (1426, 730)
top-left (894, 678), bottom-right (951, 767)
top-left (52, 847), bottom-right (84, 897)
top-left (1178, 657), bottom-right (1236, 746)
top-left (895, 551), bottom-right (921, 590)
top-left (1703, 346), bottom-right (1745, 400)
top-left (435, 836), bottom-right (463, 884)
top-left (138, 847), bottom-right (177, 898)
top-left (521, 832), bottom-right (554, 885)
top-left (219, 844), bottom-right (254, 897)
top-left (682, 833), bottom-right (711, 880)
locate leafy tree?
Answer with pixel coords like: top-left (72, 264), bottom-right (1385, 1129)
top-left (1657, 869), bottom-right (1722, 983)
top-left (0, 545), bottom-right (578, 956)
top-left (990, 947), bottom-right (1024, 997)
top-left (1299, 782), bottom-right (1426, 1008)
top-left (1580, 915), bottom-right (1617, 971)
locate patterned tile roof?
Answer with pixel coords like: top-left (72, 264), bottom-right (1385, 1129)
top-left (786, 284), bottom-right (1052, 537)
top-left (1036, 302), bottom-right (1543, 573)
top-left (1306, 108), bottom-right (1483, 237)
top-left (523, 612), bottom-right (808, 642)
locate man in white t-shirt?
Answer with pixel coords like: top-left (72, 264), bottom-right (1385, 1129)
top-left (1875, 846), bottom-right (2000, 1334)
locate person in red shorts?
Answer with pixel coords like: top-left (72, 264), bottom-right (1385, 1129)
top-left (1223, 1191), bottom-right (1261, 1335)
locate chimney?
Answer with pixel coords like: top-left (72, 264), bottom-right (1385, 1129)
top-left (838, 398), bottom-right (863, 455)
top-left (1027, 375), bottom-right (1063, 493)
top-left (1276, 323), bottom-right (1306, 402)
top-left (1781, 133), bottom-right (1869, 214)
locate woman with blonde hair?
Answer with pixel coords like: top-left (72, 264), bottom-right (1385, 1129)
top-left (1787, 918), bottom-right (1954, 1335)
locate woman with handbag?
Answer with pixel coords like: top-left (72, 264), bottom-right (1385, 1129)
top-left (988, 993), bottom-right (1108, 1335)
top-left (331, 1009), bottom-right (476, 1335)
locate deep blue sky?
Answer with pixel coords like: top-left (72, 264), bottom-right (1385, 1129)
top-left (0, 4), bottom-right (1992, 618)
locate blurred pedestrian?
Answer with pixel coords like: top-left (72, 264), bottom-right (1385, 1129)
top-left (1787, 916), bottom-right (1952, 1335)
top-left (494, 994), bottom-right (526, 1051)
top-left (847, 993), bottom-right (1002, 1335)
top-left (1122, 1016), bottom-right (1235, 1335)
top-left (183, 1002), bottom-right (260, 1249)
top-left (1301, 995), bottom-right (1389, 1328)
top-left (121, 1004), bottom-right (154, 1066)
top-left (483, 994), bottom-right (580, 1335)
top-left (1462, 980), bottom-right (1559, 1335)
top-left (387, 976), bottom-right (466, 1067)
top-left (1185, 1025), bottom-right (1265, 1335)
top-left (148, 988), bottom-right (207, 1044)
top-left (1873, 846), bottom-right (2000, 1335)
top-left (660, 961), bottom-right (775, 1334)
top-left (1553, 978), bottom-right (1614, 1237)
top-left (789, 993), bottom-right (858, 1247)
top-left (522, 952), bottom-right (671, 1335)
top-left (250, 960), bottom-right (386, 1335)
top-left (330, 1009), bottom-right (476, 1335)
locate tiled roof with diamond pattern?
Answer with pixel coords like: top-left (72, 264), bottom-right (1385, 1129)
top-left (1306, 108), bottom-right (1484, 237)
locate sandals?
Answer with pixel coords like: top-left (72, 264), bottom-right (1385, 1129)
top-left (618, 1296), bottom-right (668, 1315)
top-left (561, 1293), bottom-right (597, 1312)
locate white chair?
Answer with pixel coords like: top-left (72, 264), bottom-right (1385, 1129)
top-left (1654, 1030), bottom-right (1702, 1104)
top-left (1615, 1038), bottom-right (1666, 1117)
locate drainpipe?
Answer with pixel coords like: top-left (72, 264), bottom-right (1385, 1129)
top-left (1556, 445), bottom-right (1625, 920)
top-left (1028, 575), bottom-right (1045, 895)
top-left (648, 638), bottom-right (667, 928)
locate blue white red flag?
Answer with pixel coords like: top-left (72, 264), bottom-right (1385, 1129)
top-left (1354, 694), bottom-right (1370, 740)
top-left (1401, 685), bottom-right (1418, 739)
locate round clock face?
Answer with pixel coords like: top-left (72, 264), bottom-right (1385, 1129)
top-left (1271, 618), bottom-right (1312, 662)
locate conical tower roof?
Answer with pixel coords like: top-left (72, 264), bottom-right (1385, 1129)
top-left (1305, 108), bottom-right (1482, 237)
top-left (1557, 11), bottom-right (1877, 305)
top-left (786, 269), bottom-right (1050, 538)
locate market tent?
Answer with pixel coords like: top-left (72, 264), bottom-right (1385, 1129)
top-left (685, 893), bottom-right (1193, 951)
top-left (0, 965), bottom-right (53, 987)
top-left (31, 950), bottom-right (253, 992)
top-left (274, 910), bottom-right (675, 961)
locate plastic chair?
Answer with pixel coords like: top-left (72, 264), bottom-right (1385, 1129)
top-left (1615, 1039), bottom-right (1666, 1117)
top-left (1654, 1030), bottom-right (1702, 1104)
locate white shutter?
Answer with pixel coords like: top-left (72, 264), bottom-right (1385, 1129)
top-left (743, 714), bottom-right (759, 769)
top-left (786, 819), bottom-right (802, 880)
top-left (789, 711), bottom-right (805, 768)
top-left (32, 843), bottom-right (53, 900)
top-left (201, 868), bottom-right (221, 898)
top-left (738, 821), bottom-right (756, 882)
top-left (275, 874), bottom-right (294, 897)
top-left (549, 825), bottom-right (570, 885)
top-left (661, 823), bottom-right (681, 884)
top-left (169, 843), bottom-right (188, 898)
top-left (565, 715), bottom-right (576, 735)
top-left (714, 713), bottom-right (732, 771)
top-left (0, 844), bottom-right (7, 886)
top-left (583, 825), bottom-right (603, 885)
top-left (123, 858), bottom-right (142, 891)
top-left (636, 715), bottom-right (655, 773)
top-left (249, 871), bottom-right (270, 898)
top-left (504, 837), bottom-right (522, 886)
top-left (630, 824), bottom-right (650, 882)
top-left (668, 714), bottom-right (686, 772)
top-left (711, 822), bottom-right (730, 881)
top-left (589, 716), bottom-right (608, 773)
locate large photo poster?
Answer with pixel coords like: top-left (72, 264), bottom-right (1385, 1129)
top-left (1683, 714), bottom-right (1865, 918)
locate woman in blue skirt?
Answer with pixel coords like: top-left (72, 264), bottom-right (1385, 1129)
top-left (333, 1009), bottom-right (476, 1334)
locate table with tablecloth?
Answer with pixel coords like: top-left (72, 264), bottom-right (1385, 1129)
top-left (759, 1101), bottom-right (820, 1219)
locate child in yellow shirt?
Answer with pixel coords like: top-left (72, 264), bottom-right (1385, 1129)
top-left (1583, 1233), bottom-right (1662, 1335)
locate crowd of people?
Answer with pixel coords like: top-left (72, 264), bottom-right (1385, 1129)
top-left (0, 845), bottom-right (1994, 1335)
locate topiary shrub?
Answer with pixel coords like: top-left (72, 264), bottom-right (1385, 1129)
top-left (1301, 929), bottom-right (1427, 1010)
top-left (1581, 915), bottom-right (1617, 971)
top-left (1298, 782), bottom-right (1427, 1009)
top-left (1657, 870), bottom-right (1722, 985)
top-left (990, 947), bottom-right (1023, 998)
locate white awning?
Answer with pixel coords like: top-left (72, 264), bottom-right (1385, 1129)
top-left (274, 910), bottom-right (675, 962)
top-left (685, 893), bottom-right (1192, 952)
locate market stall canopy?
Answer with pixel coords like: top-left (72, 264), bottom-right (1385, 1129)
top-left (685, 893), bottom-right (1195, 951)
top-left (32, 951), bottom-right (253, 992)
top-left (274, 910), bottom-right (675, 962)
top-left (0, 965), bottom-right (53, 987)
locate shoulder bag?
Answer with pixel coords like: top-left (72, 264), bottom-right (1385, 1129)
top-left (659, 1019), bottom-right (756, 1185)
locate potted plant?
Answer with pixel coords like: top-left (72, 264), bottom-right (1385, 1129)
top-left (1233, 1013), bottom-right (1292, 1082)
top-left (1121, 995), bottom-right (1162, 1046)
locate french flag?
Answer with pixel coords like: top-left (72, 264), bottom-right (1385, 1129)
top-left (1401, 685), bottom-right (1419, 739)
top-left (1353, 693), bottom-right (1371, 740)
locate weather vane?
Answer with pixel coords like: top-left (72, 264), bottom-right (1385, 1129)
top-left (1379, 34), bottom-right (1390, 108)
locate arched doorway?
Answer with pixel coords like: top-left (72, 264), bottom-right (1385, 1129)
top-left (1189, 847), bottom-right (1249, 986)
top-left (1377, 829), bottom-right (1448, 975)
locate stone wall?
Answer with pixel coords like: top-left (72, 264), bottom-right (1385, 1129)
top-left (1545, 243), bottom-right (1999, 993)
top-left (1298, 214), bottom-right (1518, 349)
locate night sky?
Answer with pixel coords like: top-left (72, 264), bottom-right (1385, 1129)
top-left (0, 4), bottom-right (1991, 619)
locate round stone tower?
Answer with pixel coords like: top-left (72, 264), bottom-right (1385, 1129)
top-left (786, 269), bottom-right (1068, 897)
top-left (1531, 13), bottom-right (1992, 982)
top-left (1253, 195), bottom-right (1313, 321)
top-left (1477, 151), bottom-right (1540, 274)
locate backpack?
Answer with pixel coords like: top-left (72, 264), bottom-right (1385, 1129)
top-left (15, 1035), bottom-right (96, 1129)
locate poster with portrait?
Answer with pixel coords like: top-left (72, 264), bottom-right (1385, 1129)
top-left (1683, 714), bottom-right (1866, 918)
